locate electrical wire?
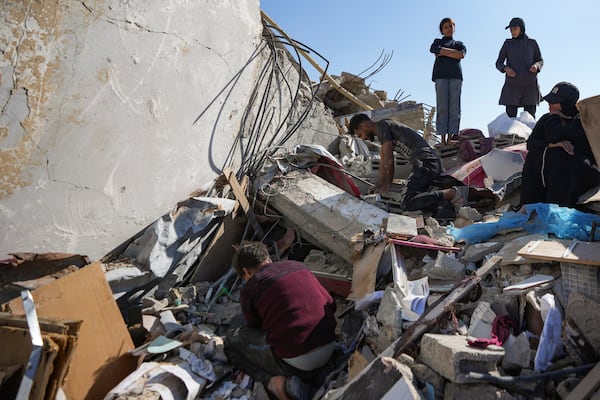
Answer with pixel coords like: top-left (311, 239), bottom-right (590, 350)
top-left (237, 21), bottom-right (331, 181)
top-left (192, 13), bottom-right (344, 242)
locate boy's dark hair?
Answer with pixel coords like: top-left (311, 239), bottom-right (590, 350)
top-left (439, 17), bottom-right (455, 34)
top-left (232, 241), bottom-right (270, 277)
top-left (347, 113), bottom-right (371, 136)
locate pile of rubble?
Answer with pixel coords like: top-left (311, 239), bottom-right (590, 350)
top-left (3, 5), bottom-right (600, 400)
top-left (3, 129), bottom-right (600, 399)
top-left (313, 70), bottom-right (435, 142)
top-left (3, 34), bottom-right (600, 400)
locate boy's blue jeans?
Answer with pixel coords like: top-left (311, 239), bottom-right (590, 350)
top-left (435, 78), bottom-right (462, 136)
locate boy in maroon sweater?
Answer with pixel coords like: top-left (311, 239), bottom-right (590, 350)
top-left (224, 241), bottom-right (337, 400)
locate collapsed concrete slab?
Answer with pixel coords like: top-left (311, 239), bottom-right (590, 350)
top-left (266, 169), bottom-right (388, 263)
top-left (0, 1), bottom-right (341, 262)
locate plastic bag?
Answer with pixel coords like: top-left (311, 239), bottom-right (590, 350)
top-left (447, 211), bottom-right (529, 244)
top-left (534, 294), bottom-right (563, 371)
top-left (524, 203), bottom-right (600, 241)
top-left (447, 203), bottom-right (600, 244)
top-left (487, 111), bottom-right (534, 139)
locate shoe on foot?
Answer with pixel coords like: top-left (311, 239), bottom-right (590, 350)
top-left (285, 375), bottom-right (313, 400)
top-left (450, 185), bottom-right (468, 208)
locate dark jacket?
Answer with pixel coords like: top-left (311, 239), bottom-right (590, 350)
top-left (496, 34), bottom-right (543, 106)
top-left (430, 37), bottom-right (466, 81)
top-left (520, 113), bottom-right (600, 207)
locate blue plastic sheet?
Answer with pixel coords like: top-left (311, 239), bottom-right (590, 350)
top-left (447, 203), bottom-right (600, 244)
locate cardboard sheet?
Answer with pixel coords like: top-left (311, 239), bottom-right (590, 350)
top-left (0, 310), bottom-right (80, 400)
top-left (348, 242), bottom-right (386, 301)
top-left (7, 262), bottom-right (137, 400)
top-left (578, 95), bottom-right (600, 166)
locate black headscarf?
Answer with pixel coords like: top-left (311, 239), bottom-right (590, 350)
top-left (560, 101), bottom-right (579, 118)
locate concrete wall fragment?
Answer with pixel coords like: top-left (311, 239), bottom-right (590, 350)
top-left (0, 1), bottom-right (339, 259)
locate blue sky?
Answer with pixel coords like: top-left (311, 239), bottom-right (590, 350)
top-left (260, 1), bottom-right (597, 135)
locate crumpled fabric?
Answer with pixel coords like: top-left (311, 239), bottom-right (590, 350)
top-left (467, 315), bottom-right (515, 348)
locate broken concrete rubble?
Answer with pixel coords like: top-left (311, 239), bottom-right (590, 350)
top-left (264, 169), bottom-right (388, 264)
top-left (420, 333), bottom-right (505, 384)
top-left (502, 332), bottom-right (532, 370)
top-left (3, 4), bottom-right (600, 400)
top-left (2, 133), bottom-right (599, 396)
top-left (63, 189), bottom-right (596, 398)
top-left (325, 356), bottom-right (423, 400)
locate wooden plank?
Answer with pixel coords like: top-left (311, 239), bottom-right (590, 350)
top-left (388, 238), bottom-right (461, 253)
top-left (517, 239), bottom-right (600, 266)
top-left (7, 263), bottom-right (136, 400)
top-left (224, 168), bottom-right (264, 239)
top-left (260, 11), bottom-right (373, 112)
top-left (566, 361), bottom-right (600, 400)
top-left (224, 168), bottom-right (250, 213)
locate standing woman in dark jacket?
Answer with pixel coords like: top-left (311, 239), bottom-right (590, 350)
top-left (496, 17), bottom-right (543, 118)
top-left (430, 17), bottom-right (466, 145)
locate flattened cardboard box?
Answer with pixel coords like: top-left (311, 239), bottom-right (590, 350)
top-left (0, 318), bottom-right (79, 400)
top-left (7, 262), bottom-right (137, 400)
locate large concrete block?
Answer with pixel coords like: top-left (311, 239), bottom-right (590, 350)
top-left (267, 170), bottom-right (388, 263)
top-left (420, 333), bottom-right (504, 383)
top-left (0, 1), bottom-right (340, 261)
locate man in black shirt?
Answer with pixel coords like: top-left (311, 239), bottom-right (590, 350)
top-left (347, 113), bottom-right (467, 214)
